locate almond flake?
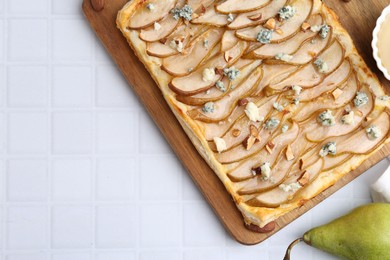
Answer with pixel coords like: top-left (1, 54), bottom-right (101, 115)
top-left (275, 28), bottom-right (283, 35)
top-left (301, 22), bottom-right (311, 31)
top-left (249, 124), bottom-right (259, 138)
top-left (298, 171), bottom-right (310, 186)
top-left (248, 13), bottom-right (263, 21)
top-left (286, 145), bottom-right (294, 161)
top-left (215, 67), bottom-right (224, 76)
top-left (264, 18), bottom-right (276, 30)
top-left (332, 88), bottom-right (343, 99)
top-left (242, 135), bottom-right (256, 150)
top-left (238, 98), bottom-right (249, 106)
top-left (224, 52), bottom-right (233, 62)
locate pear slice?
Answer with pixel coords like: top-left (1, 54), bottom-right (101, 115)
top-left (169, 41), bottom-right (248, 96)
top-left (251, 14), bottom-right (323, 59)
top-left (300, 60), bottom-right (352, 102)
top-left (146, 41), bottom-right (179, 57)
top-left (221, 30), bottom-right (239, 52)
top-left (176, 60), bottom-right (259, 106)
top-left (245, 158), bottom-right (323, 208)
top-left (216, 0), bottom-right (271, 14)
top-left (268, 39), bottom-right (345, 91)
top-left (216, 112), bottom-right (285, 163)
top-left (191, 7), bottom-right (230, 27)
top-left (140, 15), bottom-right (182, 42)
top-left (294, 75), bottom-right (357, 122)
top-left (228, 0), bottom-right (287, 30)
top-left (187, 0), bottom-right (214, 11)
top-left (267, 29), bottom-right (332, 65)
top-left (227, 122), bottom-right (299, 181)
top-left (128, 0), bottom-right (177, 29)
top-left (306, 86), bottom-right (374, 142)
top-left (337, 112), bottom-right (390, 155)
top-left (188, 66), bottom-right (263, 122)
top-left (323, 153), bottom-right (352, 172)
top-left (162, 28), bottom-right (223, 77)
top-left (215, 96), bottom-right (277, 151)
top-left (236, 0), bottom-right (313, 42)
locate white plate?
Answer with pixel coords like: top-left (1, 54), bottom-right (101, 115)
top-left (372, 4), bottom-right (390, 81)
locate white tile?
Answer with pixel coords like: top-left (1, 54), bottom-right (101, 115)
top-left (51, 253), bottom-right (91, 260)
top-left (139, 251), bottom-right (181, 260)
top-left (8, 19), bottom-right (47, 61)
top-left (183, 250), bottom-right (226, 260)
top-left (52, 112), bottom-right (92, 154)
top-left (182, 170), bottom-right (203, 201)
top-left (52, 19), bottom-right (92, 61)
top-left (7, 0), bottom-right (48, 14)
top-left (183, 202), bottom-right (226, 246)
top-left (139, 155), bottom-right (182, 200)
top-left (52, 66), bottom-right (92, 107)
top-left (226, 247), bottom-right (265, 260)
top-left (8, 66), bottom-right (47, 107)
top-left (139, 204), bottom-right (181, 247)
top-left (8, 112), bottom-right (47, 154)
top-left (0, 160), bottom-right (4, 202)
top-left (6, 253), bottom-right (48, 260)
top-left (6, 206), bottom-right (48, 249)
top-left (95, 252), bottom-right (136, 260)
top-left (0, 113), bottom-right (5, 153)
top-left (95, 205), bottom-right (136, 248)
top-left (0, 20), bottom-right (3, 60)
top-left (7, 159), bottom-right (47, 202)
top-left (0, 0), bottom-right (3, 13)
top-left (52, 0), bottom-right (81, 15)
top-left (0, 206), bottom-right (3, 248)
top-left (52, 159), bottom-right (92, 201)
top-left (0, 65), bottom-right (4, 107)
top-left (310, 198), bottom-right (355, 229)
top-left (139, 112), bottom-right (172, 154)
top-left (96, 112), bottom-right (137, 154)
top-left (96, 65), bottom-right (139, 107)
top-left (52, 206), bottom-right (93, 248)
top-left (95, 41), bottom-right (112, 63)
top-left (96, 158), bottom-right (135, 201)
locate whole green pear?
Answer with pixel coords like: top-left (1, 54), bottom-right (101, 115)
top-left (284, 203), bottom-right (390, 260)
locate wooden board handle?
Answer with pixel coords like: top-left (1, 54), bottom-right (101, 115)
top-left (91, 0), bottom-right (105, 11)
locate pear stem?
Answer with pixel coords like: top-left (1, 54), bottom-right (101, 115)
top-left (283, 237), bottom-right (304, 260)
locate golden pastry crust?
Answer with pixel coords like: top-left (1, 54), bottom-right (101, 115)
top-left (117, 0), bottom-right (390, 228)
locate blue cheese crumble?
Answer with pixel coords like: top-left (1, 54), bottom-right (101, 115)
top-left (318, 110), bottom-right (335, 126)
top-left (292, 85), bottom-right (302, 95)
top-left (215, 81), bottom-right (226, 92)
top-left (341, 111), bottom-right (355, 125)
top-left (282, 124), bottom-right (289, 133)
top-left (273, 102), bottom-right (284, 112)
top-left (293, 98), bottom-right (300, 105)
top-left (278, 6), bottom-right (297, 20)
top-left (265, 118), bottom-right (280, 130)
top-left (319, 25), bottom-right (330, 39)
top-left (223, 67), bottom-right (240, 81)
top-left (275, 53), bottom-right (293, 62)
top-left (319, 142), bottom-right (337, 157)
top-left (171, 4), bottom-right (193, 21)
top-left (366, 125), bottom-right (381, 140)
top-left (314, 58), bottom-right (329, 73)
top-left (146, 3), bottom-right (155, 10)
top-left (354, 92), bottom-right (369, 107)
top-left (279, 182), bottom-right (301, 192)
top-left (256, 29), bottom-right (273, 44)
top-left (202, 102), bottom-right (215, 113)
top-left (227, 13), bottom-right (234, 22)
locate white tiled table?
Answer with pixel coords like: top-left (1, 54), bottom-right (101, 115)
top-left (0, 0), bottom-right (388, 259)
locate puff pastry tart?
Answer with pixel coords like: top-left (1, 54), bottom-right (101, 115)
top-left (117, 0), bottom-right (390, 229)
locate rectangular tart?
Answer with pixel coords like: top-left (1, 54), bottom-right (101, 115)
top-left (117, 0), bottom-right (390, 230)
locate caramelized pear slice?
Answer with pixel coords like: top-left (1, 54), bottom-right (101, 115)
top-left (228, 0), bottom-right (287, 30)
top-left (246, 158), bottom-right (323, 208)
top-left (146, 41), bottom-right (179, 58)
top-left (306, 87), bottom-right (374, 142)
top-left (170, 41), bottom-right (248, 96)
top-left (323, 153), bottom-right (352, 172)
top-left (216, 0), bottom-right (271, 14)
top-left (187, 0), bottom-right (214, 11)
top-left (221, 30), bottom-right (239, 52)
top-left (300, 59), bottom-right (352, 102)
top-left (227, 122), bottom-right (299, 181)
top-left (128, 0), bottom-right (177, 29)
top-left (251, 14), bottom-right (323, 59)
top-left (268, 39), bottom-right (345, 91)
top-left (162, 28), bottom-right (223, 77)
top-left (236, 0), bottom-right (313, 42)
top-left (188, 66), bottom-right (263, 122)
top-left (294, 74), bottom-right (357, 122)
top-left (192, 7), bottom-right (229, 27)
top-left (337, 112), bottom-right (390, 155)
top-left (139, 0), bottom-right (185, 42)
top-left (177, 60), bottom-right (259, 105)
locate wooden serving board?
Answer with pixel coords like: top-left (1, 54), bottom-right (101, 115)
top-left (82, 0), bottom-right (390, 245)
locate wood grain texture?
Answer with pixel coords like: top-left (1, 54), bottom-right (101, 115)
top-left (82, 0), bottom-right (390, 245)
